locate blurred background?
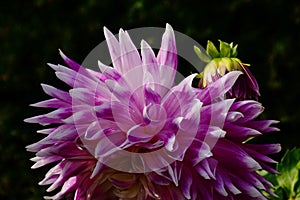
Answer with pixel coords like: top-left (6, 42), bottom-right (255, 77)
top-left (0, 0), bottom-right (299, 199)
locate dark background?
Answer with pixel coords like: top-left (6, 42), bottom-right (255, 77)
top-left (0, 0), bottom-right (299, 199)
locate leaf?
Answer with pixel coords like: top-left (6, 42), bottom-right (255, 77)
top-left (206, 40), bottom-right (219, 58)
top-left (276, 148), bottom-right (300, 198)
top-left (296, 177), bottom-right (300, 197)
top-left (272, 188), bottom-right (286, 200)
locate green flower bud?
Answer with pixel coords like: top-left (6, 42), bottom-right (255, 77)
top-left (194, 40), bottom-right (259, 100)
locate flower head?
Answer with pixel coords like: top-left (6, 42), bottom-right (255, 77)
top-left (25, 24), bottom-right (280, 199)
top-left (194, 40), bottom-right (260, 100)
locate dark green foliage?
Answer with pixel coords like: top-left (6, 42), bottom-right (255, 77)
top-left (276, 148), bottom-right (300, 199)
top-left (259, 148), bottom-right (300, 199)
top-left (0, 0), bottom-right (299, 199)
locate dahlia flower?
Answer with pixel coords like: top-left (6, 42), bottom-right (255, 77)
top-left (25, 24), bottom-right (280, 199)
top-left (194, 40), bottom-right (260, 100)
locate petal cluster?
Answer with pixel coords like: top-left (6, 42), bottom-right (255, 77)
top-left (25, 24), bottom-right (280, 200)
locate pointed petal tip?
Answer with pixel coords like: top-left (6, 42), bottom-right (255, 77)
top-left (38, 181), bottom-right (44, 186)
top-left (119, 28), bottom-right (125, 33)
top-left (232, 70), bottom-right (243, 76)
top-left (141, 39), bottom-right (153, 53)
top-left (119, 29), bottom-right (130, 42)
top-left (47, 63), bottom-right (57, 69)
top-left (29, 157), bottom-right (38, 162)
top-left (24, 117), bottom-right (32, 123)
top-left (40, 83), bottom-right (48, 90)
top-left (103, 26), bottom-right (114, 39)
top-left (166, 23), bottom-right (173, 31)
top-left (97, 60), bottom-right (108, 72)
top-left (58, 49), bottom-right (71, 65)
top-left (90, 161), bottom-right (104, 179)
top-left (163, 24), bottom-right (175, 41)
top-left (25, 145), bottom-right (32, 151)
top-left (275, 143), bottom-right (282, 152)
top-left (118, 28), bottom-right (125, 39)
top-left (31, 166), bottom-right (38, 169)
top-left (58, 48), bottom-right (65, 58)
top-left (140, 39), bottom-right (148, 48)
top-left (29, 102), bottom-right (38, 107)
